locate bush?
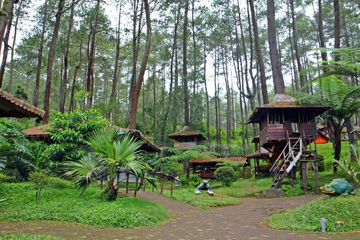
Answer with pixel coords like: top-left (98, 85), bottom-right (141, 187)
top-left (214, 166), bottom-right (238, 186)
top-left (282, 181), bottom-right (304, 197)
top-left (46, 109), bottom-right (108, 165)
top-left (29, 171), bottom-right (50, 201)
top-left (0, 173), bottom-right (16, 183)
top-left (189, 173), bottom-right (202, 186)
top-left (160, 161), bottom-right (183, 177)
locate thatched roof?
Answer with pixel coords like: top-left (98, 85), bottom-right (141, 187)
top-left (248, 94), bottom-right (330, 123)
top-left (0, 89), bottom-right (44, 119)
top-left (114, 127), bottom-right (161, 153)
top-left (168, 126), bottom-right (206, 141)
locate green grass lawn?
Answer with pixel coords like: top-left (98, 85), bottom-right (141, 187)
top-left (0, 178), bottom-right (168, 228)
top-left (267, 191), bottom-right (360, 232)
top-left (0, 235), bottom-right (64, 240)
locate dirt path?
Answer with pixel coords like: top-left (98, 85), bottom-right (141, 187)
top-left (0, 192), bottom-right (358, 240)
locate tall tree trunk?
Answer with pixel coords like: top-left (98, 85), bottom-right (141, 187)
top-left (34, 0), bottom-right (49, 107)
top-left (317, 0), bottom-right (328, 72)
top-left (0, 3), bottom-right (13, 89)
top-left (203, 40), bottom-right (210, 145)
top-left (333, 0), bottom-right (340, 62)
top-left (108, 1), bottom-right (122, 119)
top-left (130, 0), bottom-right (151, 129)
top-left (43, 0), bottom-right (65, 123)
top-left (86, 0), bottom-right (100, 109)
top-left (7, 0), bottom-right (22, 92)
top-left (289, 0), bottom-right (307, 93)
top-left (190, 0), bottom-right (197, 123)
top-left (69, 39), bottom-right (83, 111)
top-left (267, 0), bottom-right (285, 94)
top-left (0, 0), bottom-right (15, 55)
top-left (127, 0), bottom-right (142, 127)
top-left (249, 0), bottom-right (269, 103)
top-left (60, 0), bottom-right (76, 113)
top-left (161, 6), bottom-right (180, 145)
top-left (183, 0), bottom-right (190, 126)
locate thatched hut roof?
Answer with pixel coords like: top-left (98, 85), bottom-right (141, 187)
top-left (168, 126), bottom-right (206, 141)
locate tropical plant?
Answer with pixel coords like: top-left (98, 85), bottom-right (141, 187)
top-left (29, 170), bottom-right (50, 201)
top-left (296, 50), bottom-right (360, 172)
top-left (214, 166), bottom-right (238, 186)
top-left (64, 128), bottom-right (153, 201)
top-left (17, 141), bottom-right (49, 170)
top-left (334, 145), bottom-right (360, 184)
top-left (47, 109), bottom-right (108, 164)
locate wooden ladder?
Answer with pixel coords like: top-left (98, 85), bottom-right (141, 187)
top-left (270, 137), bottom-right (303, 189)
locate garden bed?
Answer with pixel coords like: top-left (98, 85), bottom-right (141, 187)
top-left (267, 192), bottom-right (360, 232)
top-left (0, 179), bottom-right (168, 228)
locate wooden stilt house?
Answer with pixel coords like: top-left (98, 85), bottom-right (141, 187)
top-left (248, 94), bottom-right (329, 191)
top-left (168, 126), bottom-right (206, 150)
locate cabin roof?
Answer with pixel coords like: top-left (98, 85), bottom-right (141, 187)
top-left (190, 156), bottom-right (247, 164)
top-left (22, 124), bottom-right (51, 138)
top-left (168, 126), bottom-right (206, 140)
top-left (0, 89), bottom-right (45, 119)
top-left (248, 94), bottom-right (330, 123)
top-left (111, 126), bottom-right (161, 153)
top-left (246, 147), bottom-right (269, 159)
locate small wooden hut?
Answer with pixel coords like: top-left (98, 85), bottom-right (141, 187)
top-left (21, 125), bottom-right (161, 153)
top-left (190, 156), bottom-right (248, 179)
top-left (168, 126), bottom-right (206, 150)
top-left (0, 90), bottom-right (44, 119)
top-left (248, 94), bottom-right (329, 191)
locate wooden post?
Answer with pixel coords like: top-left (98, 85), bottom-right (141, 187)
top-left (117, 171), bottom-right (120, 190)
top-left (134, 178), bottom-right (139, 197)
top-left (302, 162), bottom-right (308, 192)
top-left (160, 176), bottom-right (164, 194)
top-left (143, 179), bottom-right (146, 191)
top-left (314, 162), bottom-right (320, 194)
top-left (100, 179), bottom-right (103, 190)
top-left (170, 179), bottom-right (174, 197)
top-left (126, 173), bottom-right (129, 194)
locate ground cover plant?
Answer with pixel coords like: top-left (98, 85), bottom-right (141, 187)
top-left (159, 187), bottom-right (242, 209)
top-left (267, 190), bottom-right (360, 232)
top-left (0, 235), bottom-right (64, 240)
top-left (0, 178), bottom-right (168, 228)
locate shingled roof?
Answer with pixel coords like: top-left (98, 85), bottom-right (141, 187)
top-left (168, 126), bottom-right (206, 140)
top-left (248, 94), bottom-right (329, 123)
top-left (0, 89), bottom-right (44, 119)
top-left (22, 124), bottom-right (51, 138)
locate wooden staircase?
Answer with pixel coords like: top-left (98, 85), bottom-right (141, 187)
top-left (270, 137), bottom-right (303, 189)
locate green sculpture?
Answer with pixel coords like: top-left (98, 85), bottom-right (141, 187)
top-left (195, 180), bottom-right (214, 196)
top-left (320, 178), bottom-right (355, 196)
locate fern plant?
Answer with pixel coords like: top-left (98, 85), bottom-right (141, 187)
top-left (295, 48), bottom-right (360, 172)
top-left (334, 145), bottom-right (360, 184)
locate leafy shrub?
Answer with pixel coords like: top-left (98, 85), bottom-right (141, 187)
top-left (46, 109), bottom-right (108, 165)
top-left (0, 173), bottom-right (16, 183)
top-left (214, 166), bottom-right (238, 186)
top-left (282, 181), bottom-right (304, 197)
top-left (29, 171), bottom-right (50, 201)
top-left (160, 161), bottom-right (183, 177)
top-left (189, 173), bottom-right (202, 186)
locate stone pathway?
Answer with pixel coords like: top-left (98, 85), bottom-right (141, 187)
top-left (0, 192), bottom-right (359, 240)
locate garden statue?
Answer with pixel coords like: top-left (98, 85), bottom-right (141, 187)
top-left (320, 179), bottom-right (355, 196)
top-left (195, 180), bottom-right (214, 196)
top-left (175, 176), bottom-right (180, 188)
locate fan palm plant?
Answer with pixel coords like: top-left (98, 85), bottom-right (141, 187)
top-left (64, 128), bottom-right (153, 200)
